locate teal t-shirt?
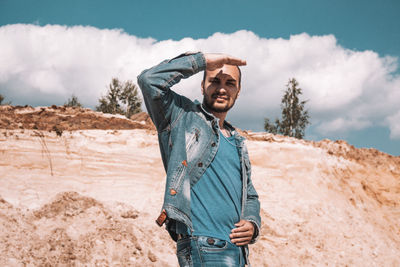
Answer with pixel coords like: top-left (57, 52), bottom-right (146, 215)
top-left (190, 130), bottom-right (242, 242)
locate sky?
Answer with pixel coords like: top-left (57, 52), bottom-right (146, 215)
top-left (0, 0), bottom-right (399, 156)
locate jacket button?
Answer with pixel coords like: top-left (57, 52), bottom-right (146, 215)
top-left (211, 142), bottom-right (216, 147)
top-left (170, 189), bottom-right (177, 195)
top-left (197, 162), bottom-right (203, 167)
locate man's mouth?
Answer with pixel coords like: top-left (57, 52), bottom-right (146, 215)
top-left (213, 94), bottom-right (228, 100)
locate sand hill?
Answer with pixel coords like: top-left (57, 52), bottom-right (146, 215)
top-left (0, 105), bottom-right (399, 266)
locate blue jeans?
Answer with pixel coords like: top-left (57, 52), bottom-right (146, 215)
top-left (176, 236), bottom-right (245, 267)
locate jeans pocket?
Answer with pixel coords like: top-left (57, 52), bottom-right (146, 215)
top-left (177, 237), bottom-right (191, 255)
top-left (176, 237), bottom-right (192, 267)
top-left (199, 237), bottom-right (228, 252)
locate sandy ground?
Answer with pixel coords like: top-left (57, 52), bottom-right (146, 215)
top-left (0, 106), bottom-right (399, 266)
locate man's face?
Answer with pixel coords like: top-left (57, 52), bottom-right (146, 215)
top-left (201, 65), bottom-right (241, 113)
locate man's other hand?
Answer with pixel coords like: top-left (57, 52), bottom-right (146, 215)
top-left (204, 53), bottom-right (246, 71)
top-left (229, 219), bottom-right (254, 246)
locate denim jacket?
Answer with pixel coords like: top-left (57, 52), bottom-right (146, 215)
top-left (137, 52), bottom-right (261, 246)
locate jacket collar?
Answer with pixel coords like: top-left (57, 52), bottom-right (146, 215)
top-left (194, 99), bottom-right (244, 141)
top-left (194, 99), bottom-right (214, 120)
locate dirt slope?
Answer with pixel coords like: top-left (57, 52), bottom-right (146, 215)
top-left (0, 105), bottom-right (155, 131)
top-left (0, 105), bottom-right (399, 266)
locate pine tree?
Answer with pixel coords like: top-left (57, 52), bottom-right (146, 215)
top-left (0, 94), bottom-right (11, 105)
top-left (264, 78), bottom-right (310, 139)
top-left (64, 94), bottom-right (83, 107)
top-left (119, 80), bottom-right (142, 118)
top-left (96, 78), bottom-right (142, 118)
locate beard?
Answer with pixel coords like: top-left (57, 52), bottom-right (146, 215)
top-left (202, 92), bottom-right (238, 113)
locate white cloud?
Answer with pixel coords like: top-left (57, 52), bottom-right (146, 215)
top-left (316, 117), bottom-right (372, 135)
top-left (0, 24), bottom-right (399, 139)
top-left (387, 111), bottom-right (400, 139)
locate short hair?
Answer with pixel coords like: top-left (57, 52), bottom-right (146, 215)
top-left (202, 66), bottom-right (242, 88)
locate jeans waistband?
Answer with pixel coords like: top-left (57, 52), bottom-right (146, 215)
top-left (177, 233), bottom-right (190, 240)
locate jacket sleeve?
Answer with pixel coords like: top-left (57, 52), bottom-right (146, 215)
top-left (137, 52), bottom-right (206, 132)
top-left (242, 146), bottom-right (262, 244)
top-left (245, 176), bottom-right (261, 244)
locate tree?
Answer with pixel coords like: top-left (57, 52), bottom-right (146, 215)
top-left (64, 94), bottom-right (83, 107)
top-left (0, 94), bottom-right (11, 105)
top-left (264, 78), bottom-right (310, 139)
top-left (119, 80), bottom-right (142, 118)
top-left (96, 78), bottom-right (142, 118)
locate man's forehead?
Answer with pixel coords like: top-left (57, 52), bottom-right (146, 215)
top-left (206, 65), bottom-right (240, 80)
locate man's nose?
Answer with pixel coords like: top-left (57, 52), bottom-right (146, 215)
top-left (216, 86), bottom-right (227, 94)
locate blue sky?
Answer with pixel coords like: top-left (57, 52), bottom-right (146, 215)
top-left (1, 0), bottom-right (399, 155)
top-left (2, 0), bottom-right (399, 56)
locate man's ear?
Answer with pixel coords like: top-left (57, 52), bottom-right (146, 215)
top-left (201, 80), bottom-right (205, 95)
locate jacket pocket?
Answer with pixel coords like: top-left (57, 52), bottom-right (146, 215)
top-left (185, 128), bottom-right (200, 163)
top-left (185, 128), bottom-right (200, 151)
top-left (171, 162), bottom-right (186, 192)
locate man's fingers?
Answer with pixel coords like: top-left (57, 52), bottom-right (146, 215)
top-left (230, 231), bottom-right (252, 239)
top-left (232, 223), bottom-right (251, 232)
top-left (230, 220), bottom-right (254, 246)
top-left (231, 236), bottom-right (251, 246)
top-left (234, 241), bottom-right (250, 246)
top-left (205, 53), bottom-right (247, 69)
top-left (225, 57), bottom-right (247, 66)
top-left (231, 237), bottom-right (251, 243)
top-left (230, 220), bottom-right (254, 247)
top-left (233, 223), bottom-right (244, 228)
top-left (231, 226), bottom-right (250, 233)
top-left (234, 219), bottom-right (246, 227)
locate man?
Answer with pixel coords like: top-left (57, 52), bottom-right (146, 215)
top-left (138, 52), bottom-right (261, 266)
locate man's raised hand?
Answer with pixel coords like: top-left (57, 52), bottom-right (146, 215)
top-left (204, 53), bottom-right (247, 71)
